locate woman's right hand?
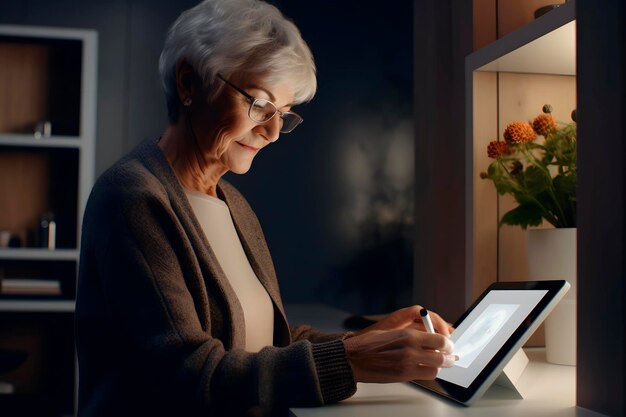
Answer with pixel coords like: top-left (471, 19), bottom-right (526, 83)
top-left (343, 328), bottom-right (457, 383)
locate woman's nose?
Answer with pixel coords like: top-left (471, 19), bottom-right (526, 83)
top-left (258, 115), bottom-right (281, 143)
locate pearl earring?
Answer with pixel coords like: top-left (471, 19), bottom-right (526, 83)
top-left (183, 97), bottom-right (192, 106)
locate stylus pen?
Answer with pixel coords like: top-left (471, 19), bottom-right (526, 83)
top-left (420, 308), bottom-right (436, 334)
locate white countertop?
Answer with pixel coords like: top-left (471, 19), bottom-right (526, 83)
top-left (290, 348), bottom-right (579, 417)
top-left (285, 304), bottom-right (606, 417)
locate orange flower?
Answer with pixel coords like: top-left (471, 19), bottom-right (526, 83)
top-left (504, 122), bottom-right (536, 145)
top-left (533, 113), bottom-right (556, 136)
top-left (487, 140), bottom-right (509, 159)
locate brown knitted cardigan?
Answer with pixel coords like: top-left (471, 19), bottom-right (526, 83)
top-left (75, 139), bottom-right (356, 417)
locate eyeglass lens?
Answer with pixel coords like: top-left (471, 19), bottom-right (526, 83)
top-left (250, 99), bottom-right (302, 133)
top-left (250, 99), bottom-right (275, 123)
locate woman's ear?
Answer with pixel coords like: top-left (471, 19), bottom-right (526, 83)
top-left (175, 59), bottom-right (197, 107)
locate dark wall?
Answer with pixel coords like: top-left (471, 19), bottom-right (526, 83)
top-left (1, 0), bottom-right (415, 314)
top-left (413, 0), bottom-right (472, 322)
top-left (227, 1), bottom-right (415, 313)
top-left (577, 0), bottom-right (625, 415)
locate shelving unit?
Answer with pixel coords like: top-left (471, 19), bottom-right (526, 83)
top-left (0, 300), bottom-right (75, 313)
top-left (0, 135), bottom-right (82, 149)
top-left (464, 1), bottom-right (576, 304)
top-left (0, 24), bottom-right (97, 417)
top-left (0, 249), bottom-right (80, 261)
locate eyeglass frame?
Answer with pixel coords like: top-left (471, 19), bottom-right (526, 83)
top-left (216, 73), bottom-right (303, 134)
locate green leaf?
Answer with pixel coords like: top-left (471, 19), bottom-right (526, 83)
top-left (493, 176), bottom-right (517, 195)
top-left (499, 204), bottom-right (544, 229)
top-left (553, 173), bottom-right (577, 227)
top-left (554, 172), bottom-right (576, 196)
top-left (546, 123), bottom-right (577, 172)
top-left (485, 161), bottom-right (519, 195)
top-left (534, 191), bottom-right (560, 227)
top-left (487, 161), bottom-right (498, 178)
top-left (524, 165), bottom-right (550, 194)
top-left (526, 143), bottom-right (546, 151)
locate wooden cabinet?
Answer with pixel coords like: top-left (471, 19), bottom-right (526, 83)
top-left (465, 1), bottom-right (576, 344)
top-left (0, 25), bottom-right (97, 417)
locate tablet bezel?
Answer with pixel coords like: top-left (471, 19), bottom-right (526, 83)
top-left (410, 280), bottom-right (570, 405)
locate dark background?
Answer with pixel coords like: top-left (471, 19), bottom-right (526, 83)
top-left (228, 1), bottom-right (415, 313)
top-left (1, 0), bottom-right (415, 315)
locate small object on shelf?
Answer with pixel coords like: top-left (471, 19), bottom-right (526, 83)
top-left (33, 121), bottom-right (52, 139)
top-left (7, 236), bottom-right (21, 248)
top-left (38, 213), bottom-right (56, 249)
top-left (0, 230), bottom-right (10, 248)
top-left (535, 1), bottom-right (568, 19)
top-left (49, 220), bottom-right (56, 249)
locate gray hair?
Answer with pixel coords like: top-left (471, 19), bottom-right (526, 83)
top-left (159, 0), bottom-right (317, 123)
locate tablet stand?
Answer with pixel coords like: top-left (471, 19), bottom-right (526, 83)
top-left (492, 348), bottom-right (529, 399)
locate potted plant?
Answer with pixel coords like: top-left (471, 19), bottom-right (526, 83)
top-left (481, 104), bottom-right (577, 365)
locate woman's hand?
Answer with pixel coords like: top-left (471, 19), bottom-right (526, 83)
top-left (343, 328), bottom-right (457, 383)
top-left (356, 305), bottom-right (454, 337)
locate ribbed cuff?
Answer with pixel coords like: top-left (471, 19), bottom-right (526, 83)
top-left (311, 339), bottom-right (357, 404)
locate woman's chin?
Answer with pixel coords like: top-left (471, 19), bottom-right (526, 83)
top-left (229, 163), bottom-right (253, 175)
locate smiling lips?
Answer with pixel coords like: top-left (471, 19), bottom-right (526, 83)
top-left (236, 142), bottom-right (260, 153)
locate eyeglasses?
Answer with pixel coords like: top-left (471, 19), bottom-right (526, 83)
top-left (217, 73), bottom-right (303, 134)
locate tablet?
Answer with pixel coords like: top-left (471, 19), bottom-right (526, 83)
top-left (410, 280), bottom-right (570, 405)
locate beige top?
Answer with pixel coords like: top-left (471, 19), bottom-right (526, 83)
top-left (185, 189), bottom-right (274, 352)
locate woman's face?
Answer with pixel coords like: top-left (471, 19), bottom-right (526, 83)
top-left (190, 73), bottom-right (295, 175)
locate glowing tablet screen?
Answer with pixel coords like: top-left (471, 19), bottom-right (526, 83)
top-left (437, 290), bottom-right (547, 388)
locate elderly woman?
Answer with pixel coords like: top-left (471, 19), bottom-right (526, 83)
top-left (75, 0), bottom-right (456, 416)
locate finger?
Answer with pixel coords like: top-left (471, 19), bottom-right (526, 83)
top-left (362, 314), bottom-right (388, 322)
top-left (416, 350), bottom-right (458, 368)
top-left (410, 317), bottom-right (451, 335)
top-left (394, 305), bottom-right (424, 329)
top-left (419, 333), bottom-right (455, 354)
top-left (372, 306), bottom-right (424, 331)
top-left (406, 322), bottom-right (426, 332)
top-left (412, 365), bottom-right (439, 380)
top-left (442, 354), bottom-right (459, 368)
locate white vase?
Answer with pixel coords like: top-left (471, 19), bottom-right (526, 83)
top-left (526, 228), bottom-right (576, 366)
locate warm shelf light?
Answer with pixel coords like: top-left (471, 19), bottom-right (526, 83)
top-left (477, 21), bottom-right (575, 76)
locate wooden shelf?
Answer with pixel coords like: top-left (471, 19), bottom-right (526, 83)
top-left (0, 24), bottom-right (96, 417)
top-left (0, 134), bottom-right (82, 149)
top-left (467, 0), bottom-right (575, 75)
top-left (0, 24), bottom-right (95, 40)
top-left (0, 248), bottom-right (79, 261)
top-left (0, 299), bottom-right (75, 313)
top-left (464, 1), bottom-right (577, 309)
